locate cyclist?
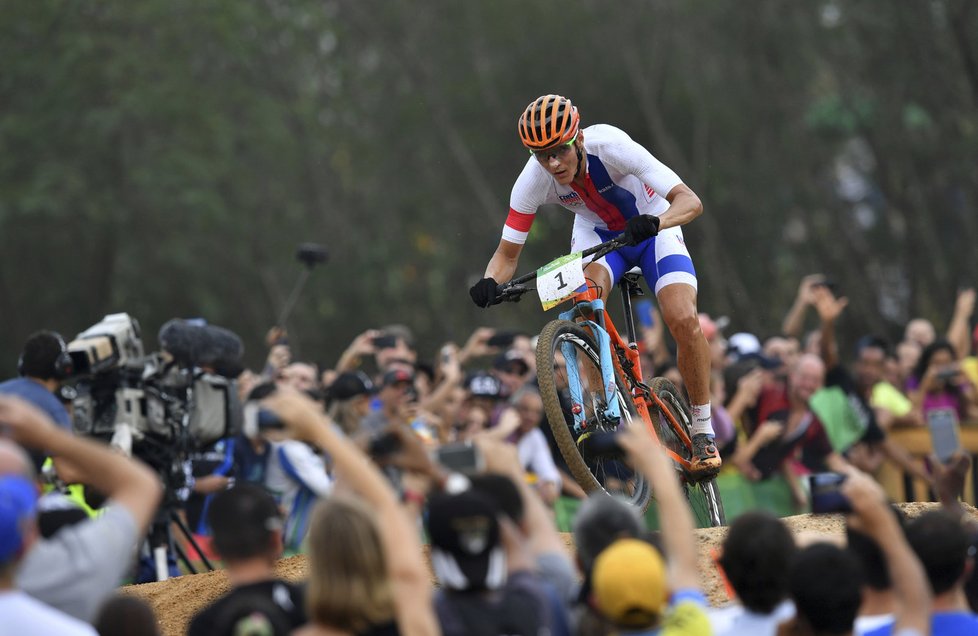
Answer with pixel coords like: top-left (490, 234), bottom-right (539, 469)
top-left (469, 94), bottom-right (720, 475)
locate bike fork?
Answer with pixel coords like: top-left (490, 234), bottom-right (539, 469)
top-left (559, 301), bottom-right (621, 435)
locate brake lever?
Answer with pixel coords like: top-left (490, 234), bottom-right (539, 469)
top-left (494, 284), bottom-right (528, 304)
top-left (590, 238), bottom-right (626, 263)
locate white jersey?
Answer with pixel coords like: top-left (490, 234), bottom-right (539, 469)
top-left (264, 440), bottom-right (333, 552)
top-left (0, 590), bottom-right (97, 636)
top-left (503, 124), bottom-right (683, 245)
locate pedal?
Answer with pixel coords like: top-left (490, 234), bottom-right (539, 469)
top-left (686, 463), bottom-right (721, 483)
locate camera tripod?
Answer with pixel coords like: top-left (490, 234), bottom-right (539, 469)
top-left (146, 497), bottom-right (216, 582)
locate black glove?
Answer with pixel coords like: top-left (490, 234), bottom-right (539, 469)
top-left (622, 215), bottom-right (661, 246)
top-left (469, 277), bottom-right (499, 308)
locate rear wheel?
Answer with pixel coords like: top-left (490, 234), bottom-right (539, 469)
top-left (648, 377), bottom-right (726, 527)
top-left (536, 320), bottom-right (651, 511)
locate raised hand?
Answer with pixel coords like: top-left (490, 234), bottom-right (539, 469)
top-left (797, 274), bottom-right (826, 306)
top-left (812, 285), bottom-right (849, 323)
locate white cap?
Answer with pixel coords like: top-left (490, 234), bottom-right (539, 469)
top-left (727, 332), bottom-right (761, 357)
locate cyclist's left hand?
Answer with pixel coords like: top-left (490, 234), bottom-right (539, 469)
top-left (622, 215), bottom-right (660, 246)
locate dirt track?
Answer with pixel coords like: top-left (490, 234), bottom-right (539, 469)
top-left (124, 502), bottom-right (959, 636)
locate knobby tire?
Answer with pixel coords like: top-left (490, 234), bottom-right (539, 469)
top-left (647, 377), bottom-right (726, 527)
top-left (536, 320), bottom-right (652, 512)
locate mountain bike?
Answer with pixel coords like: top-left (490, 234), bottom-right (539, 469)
top-left (492, 236), bottom-right (725, 527)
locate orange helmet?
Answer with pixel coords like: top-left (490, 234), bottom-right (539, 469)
top-left (518, 94), bottom-right (580, 151)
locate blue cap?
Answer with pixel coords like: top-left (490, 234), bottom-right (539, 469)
top-left (0, 476), bottom-right (38, 564)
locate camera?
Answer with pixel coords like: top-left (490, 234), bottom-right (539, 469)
top-left (67, 312), bottom-right (145, 375)
top-left (67, 314), bottom-right (243, 494)
top-left (809, 472), bottom-right (851, 514)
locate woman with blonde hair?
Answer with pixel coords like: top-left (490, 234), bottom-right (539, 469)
top-left (262, 388), bottom-right (438, 636)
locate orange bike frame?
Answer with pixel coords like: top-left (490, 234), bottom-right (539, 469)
top-left (564, 284), bottom-right (694, 472)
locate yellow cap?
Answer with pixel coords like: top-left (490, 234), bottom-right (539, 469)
top-left (592, 538), bottom-right (668, 628)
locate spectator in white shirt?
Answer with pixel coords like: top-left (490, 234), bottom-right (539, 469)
top-left (0, 469), bottom-right (96, 635)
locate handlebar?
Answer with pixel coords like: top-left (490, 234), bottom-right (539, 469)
top-left (492, 235), bottom-right (629, 305)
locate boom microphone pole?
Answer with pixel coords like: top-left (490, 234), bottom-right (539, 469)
top-left (276, 243), bottom-right (329, 328)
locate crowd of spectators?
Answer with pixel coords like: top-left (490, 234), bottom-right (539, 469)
top-left (2, 273), bottom-right (978, 634)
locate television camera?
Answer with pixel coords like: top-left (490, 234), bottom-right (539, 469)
top-left (65, 313), bottom-right (244, 580)
top-left (67, 313), bottom-right (243, 486)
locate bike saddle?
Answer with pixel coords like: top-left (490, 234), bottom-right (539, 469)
top-left (620, 268), bottom-right (644, 297)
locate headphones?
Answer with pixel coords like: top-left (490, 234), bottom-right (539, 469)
top-left (18, 332), bottom-right (74, 380)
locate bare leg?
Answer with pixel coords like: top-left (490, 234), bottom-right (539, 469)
top-left (657, 282), bottom-right (720, 472)
top-left (657, 283), bottom-right (711, 407)
top-left (583, 262), bottom-right (613, 303)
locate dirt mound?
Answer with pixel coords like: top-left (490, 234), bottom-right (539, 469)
top-left (125, 502), bottom-right (962, 636)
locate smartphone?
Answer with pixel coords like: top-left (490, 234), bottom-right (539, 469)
top-left (809, 472), bottom-right (851, 514)
top-left (812, 280), bottom-right (841, 295)
top-left (372, 334), bottom-right (397, 350)
top-left (487, 331), bottom-right (517, 349)
top-left (927, 407), bottom-right (961, 464)
top-left (635, 299), bottom-right (655, 329)
top-left (435, 442), bottom-right (485, 474)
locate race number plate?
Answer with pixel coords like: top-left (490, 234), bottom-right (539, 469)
top-left (537, 252), bottom-right (586, 310)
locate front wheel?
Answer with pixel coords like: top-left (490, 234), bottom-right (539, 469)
top-left (648, 377), bottom-right (726, 527)
top-left (536, 320), bottom-right (652, 511)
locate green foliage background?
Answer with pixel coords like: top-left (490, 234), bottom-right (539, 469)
top-left (1, 0), bottom-right (976, 369)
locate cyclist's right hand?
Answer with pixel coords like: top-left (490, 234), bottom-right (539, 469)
top-left (469, 277), bottom-right (499, 308)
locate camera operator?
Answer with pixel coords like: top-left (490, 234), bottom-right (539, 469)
top-left (0, 395), bottom-right (163, 623)
top-left (0, 331), bottom-right (73, 474)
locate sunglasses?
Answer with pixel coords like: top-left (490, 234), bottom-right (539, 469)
top-left (530, 132), bottom-right (578, 161)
